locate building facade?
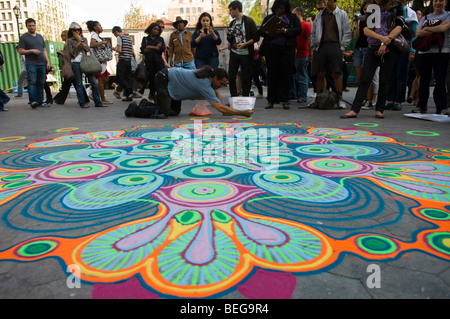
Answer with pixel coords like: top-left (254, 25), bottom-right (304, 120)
top-left (0, 0), bottom-right (69, 43)
top-left (168, 0), bottom-right (224, 26)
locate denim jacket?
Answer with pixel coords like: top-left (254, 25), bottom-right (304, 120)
top-left (310, 5), bottom-right (352, 51)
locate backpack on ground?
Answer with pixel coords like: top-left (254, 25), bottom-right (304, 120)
top-left (316, 90), bottom-right (339, 110)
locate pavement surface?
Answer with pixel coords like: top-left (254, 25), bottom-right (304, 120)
top-left (0, 85), bottom-right (449, 303)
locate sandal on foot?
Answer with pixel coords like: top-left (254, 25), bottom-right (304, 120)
top-left (340, 114), bottom-right (357, 119)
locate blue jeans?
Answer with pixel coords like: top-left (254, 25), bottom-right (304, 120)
top-left (387, 50), bottom-right (410, 103)
top-left (26, 64), bottom-right (46, 104)
top-left (71, 62), bottom-right (102, 107)
top-left (17, 70), bottom-right (28, 96)
top-left (195, 56), bottom-right (219, 69)
top-left (353, 47), bottom-right (368, 67)
top-left (174, 61), bottom-right (195, 69)
top-left (290, 57), bottom-right (309, 101)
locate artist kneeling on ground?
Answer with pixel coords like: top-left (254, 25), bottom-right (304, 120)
top-left (131, 66), bottom-right (254, 118)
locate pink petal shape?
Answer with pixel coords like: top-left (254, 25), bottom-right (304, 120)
top-left (92, 277), bottom-right (159, 299)
top-left (237, 269), bottom-right (296, 299)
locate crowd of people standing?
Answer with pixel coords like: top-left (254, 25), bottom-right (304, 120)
top-left (2, 0), bottom-right (449, 118)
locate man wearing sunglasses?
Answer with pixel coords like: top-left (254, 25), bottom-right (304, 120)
top-left (18, 18), bottom-right (51, 108)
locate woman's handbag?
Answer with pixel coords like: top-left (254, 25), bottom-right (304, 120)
top-left (389, 16), bottom-right (412, 53)
top-left (391, 33), bottom-right (410, 53)
top-left (80, 50), bottom-right (102, 74)
top-left (92, 34), bottom-right (113, 62)
top-left (93, 45), bottom-right (113, 63)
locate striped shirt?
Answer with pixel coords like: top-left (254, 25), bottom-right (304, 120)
top-left (117, 34), bottom-right (133, 61)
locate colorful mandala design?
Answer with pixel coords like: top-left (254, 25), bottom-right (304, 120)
top-left (0, 123), bottom-right (449, 298)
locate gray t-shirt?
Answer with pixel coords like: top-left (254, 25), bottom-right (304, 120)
top-left (18, 33), bottom-right (47, 65)
top-left (417, 11), bottom-right (450, 54)
top-left (168, 67), bottom-right (220, 103)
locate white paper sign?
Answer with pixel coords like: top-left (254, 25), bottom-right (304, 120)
top-left (229, 97), bottom-right (256, 110)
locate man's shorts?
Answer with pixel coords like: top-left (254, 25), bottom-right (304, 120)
top-left (312, 42), bottom-right (343, 74)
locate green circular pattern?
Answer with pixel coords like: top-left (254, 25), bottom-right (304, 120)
top-left (354, 123), bottom-right (379, 127)
top-left (52, 163), bottom-right (109, 179)
top-left (260, 172), bottom-right (302, 184)
top-left (420, 208), bottom-right (450, 221)
top-left (118, 157), bottom-right (159, 169)
top-left (3, 181), bottom-right (33, 189)
top-left (173, 182), bottom-right (235, 203)
top-left (374, 172), bottom-right (402, 178)
top-left (100, 139), bottom-right (140, 147)
top-left (425, 232), bottom-right (450, 255)
top-left (117, 174), bottom-right (156, 186)
top-left (175, 210), bottom-right (202, 225)
top-left (15, 240), bottom-right (58, 258)
top-left (1, 174), bottom-right (29, 182)
top-left (184, 165), bottom-right (232, 178)
top-left (212, 210), bottom-right (232, 223)
top-left (432, 155), bottom-right (450, 161)
top-left (406, 131), bottom-right (440, 137)
top-left (357, 235), bottom-right (398, 255)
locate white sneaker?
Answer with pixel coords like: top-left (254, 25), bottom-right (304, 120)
top-left (361, 100), bottom-right (373, 110)
top-left (309, 92), bottom-right (317, 98)
top-left (338, 100), bottom-right (346, 109)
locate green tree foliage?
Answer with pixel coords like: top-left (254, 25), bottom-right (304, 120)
top-left (289, 0), bottom-right (428, 21)
top-left (290, 0), bottom-right (363, 22)
top-left (124, 2), bottom-right (157, 29)
top-left (247, 0), bottom-right (264, 25)
top-left (216, 0), bottom-right (232, 26)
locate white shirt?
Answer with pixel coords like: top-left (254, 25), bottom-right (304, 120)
top-left (91, 32), bottom-right (108, 73)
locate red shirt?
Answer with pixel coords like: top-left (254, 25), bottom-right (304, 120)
top-left (295, 21), bottom-right (312, 58)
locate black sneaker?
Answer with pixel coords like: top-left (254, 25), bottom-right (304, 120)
top-left (122, 96), bottom-right (133, 102)
top-left (412, 107), bottom-right (426, 114)
top-left (31, 102), bottom-right (39, 108)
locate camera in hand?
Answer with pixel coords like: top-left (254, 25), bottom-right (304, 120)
top-left (227, 27), bottom-right (236, 38)
top-left (354, 13), bottom-right (368, 22)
